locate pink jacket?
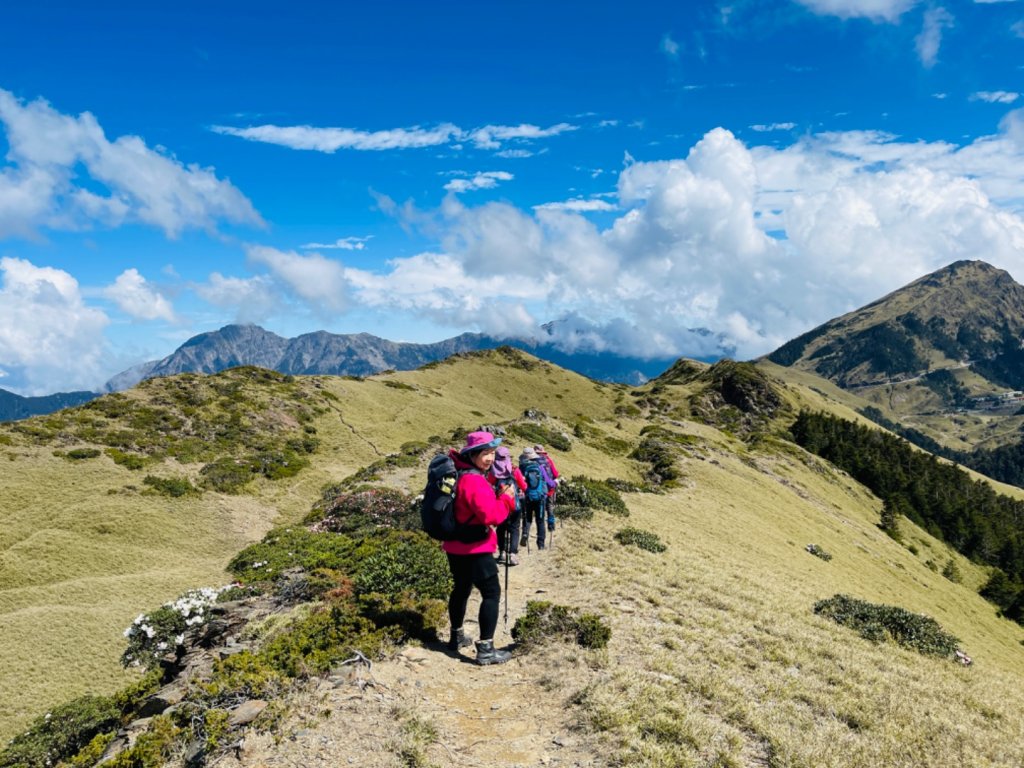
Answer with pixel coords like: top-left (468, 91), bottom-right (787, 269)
top-left (539, 452), bottom-right (559, 497)
top-left (442, 449), bottom-right (514, 555)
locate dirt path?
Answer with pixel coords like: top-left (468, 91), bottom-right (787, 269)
top-left (218, 525), bottom-right (604, 768)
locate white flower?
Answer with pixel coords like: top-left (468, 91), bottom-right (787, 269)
top-left (174, 634), bottom-right (185, 645)
top-left (144, 626), bottom-right (155, 639)
top-left (157, 642), bottom-right (168, 651)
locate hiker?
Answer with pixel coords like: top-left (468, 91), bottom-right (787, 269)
top-left (444, 431), bottom-right (517, 665)
top-left (534, 444), bottom-right (560, 532)
top-left (491, 445), bottom-right (526, 566)
top-left (518, 446), bottom-right (557, 550)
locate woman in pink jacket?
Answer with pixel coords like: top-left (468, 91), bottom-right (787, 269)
top-left (445, 431), bottom-right (516, 665)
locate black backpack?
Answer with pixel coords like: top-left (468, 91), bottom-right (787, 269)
top-left (420, 454), bottom-right (489, 542)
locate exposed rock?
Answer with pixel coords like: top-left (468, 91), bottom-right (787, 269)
top-left (228, 700), bottom-right (268, 727)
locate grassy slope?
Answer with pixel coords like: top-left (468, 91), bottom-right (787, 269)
top-left (2, 350), bottom-right (1024, 763)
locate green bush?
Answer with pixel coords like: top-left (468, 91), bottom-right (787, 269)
top-left (0, 695), bottom-right (120, 768)
top-left (105, 448), bottom-right (147, 470)
top-left (200, 457), bottom-right (255, 493)
top-left (142, 474), bottom-right (199, 497)
top-left (100, 715), bottom-right (178, 768)
top-left (555, 504), bottom-right (594, 522)
top-left (509, 422), bottom-right (571, 452)
top-left (942, 558), bottom-right (962, 583)
top-left (512, 601), bottom-right (611, 651)
top-left (65, 447), bottom-right (101, 460)
top-left (357, 591), bottom-right (448, 642)
top-left (557, 476), bottom-right (629, 516)
top-left (353, 532), bottom-right (451, 600)
top-left (122, 588), bottom-right (226, 669)
top-left (813, 594), bottom-right (960, 658)
top-left (228, 527), bottom-right (360, 584)
top-left (614, 527), bottom-right (667, 553)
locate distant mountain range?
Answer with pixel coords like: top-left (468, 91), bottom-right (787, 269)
top-left (0, 388), bottom-right (99, 422)
top-left (101, 325), bottom-right (679, 392)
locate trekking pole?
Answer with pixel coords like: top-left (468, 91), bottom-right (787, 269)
top-left (503, 527), bottom-right (510, 628)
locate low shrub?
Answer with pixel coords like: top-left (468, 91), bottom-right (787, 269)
top-left (512, 601), bottom-right (610, 651)
top-left (614, 527), bottom-right (667, 553)
top-left (122, 587), bottom-right (229, 669)
top-left (200, 457), bottom-right (255, 493)
top-left (805, 543), bottom-right (832, 561)
top-left (228, 527), bottom-right (360, 584)
top-left (509, 422), bottom-right (572, 452)
top-left (65, 447), bottom-right (101, 460)
top-left (307, 487), bottom-right (418, 533)
top-left (358, 591), bottom-right (448, 642)
top-left (555, 504), bottom-right (594, 521)
top-left (105, 448), bottom-right (147, 470)
top-left (557, 476), bottom-right (629, 516)
top-left (353, 532), bottom-right (451, 600)
top-left (142, 474), bottom-right (199, 498)
top-left (0, 695), bottom-right (120, 768)
top-left (813, 594), bottom-right (960, 658)
top-left (100, 715), bottom-right (178, 768)
top-left (942, 558), bottom-right (962, 583)
top-left (200, 651), bottom-right (286, 704)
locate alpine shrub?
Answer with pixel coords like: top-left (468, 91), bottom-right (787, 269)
top-left (512, 600), bottom-right (611, 651)
top-left (614, 527), bottom-right (667, 553)
top-left (805, 544), bottom-right (833, 561)
top-left (65, 447), bottom-right (101, 460)
top-left (142, 474), bottom-right (199, 497)
top-left (306, 487), bottom-right (418, 533)
top-left (813, 594), bottom-right (960, 658)
top-left (557, 476), bottom-right (629, 517)
top-left (0, 695), bottom-right (120, 768)
top-left (353, 532), bottom-right (451, 600)
top-left (228, 527), bottom-right (359, 584)
top-left (509, 422), bottom-right (571, 452)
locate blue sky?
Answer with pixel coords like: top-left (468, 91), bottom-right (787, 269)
top-left (3, 0), bottom-right (1024, 394)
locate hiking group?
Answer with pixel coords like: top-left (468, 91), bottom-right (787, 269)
top-left (420, 430), bottom-right (560, 666)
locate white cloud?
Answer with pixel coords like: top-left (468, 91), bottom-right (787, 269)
top-left (533, 198), bottom-right (617, 213)
top-left (750, 122), bottom-right (797, 132)
top-left (0, 257), bottom-right (110, 394)
top-left (351, 121), bottom-right (1024, 362)
top-left (661, 34), bottom-right (680, 58)
top-left (102, 269), bottom-right (175, 321)
top-left (194, 273), bottom-right (279, 323)
top-left (300, 236), bottom-right (373, 250)
top-left (1013, 19), bottom-right (1024, 38)
top-left (444, 171), bottom-right (513, 193)
top-left (971, 90), bottom-right (1020, 104)
top-left (794, 0), bottom-right (918, 21)
top-left (211, 123), bottom-right (460, 152)
top-left (0, 89), bottom-right (262, 239)
top-left (915, 6), bottom-right (954, 68)
top-left (245, 245), bottom-right (348, 314)
top-left (495, 149), bottom-right (535, 158)
top-left (467, 123), bottom-right (578, 150)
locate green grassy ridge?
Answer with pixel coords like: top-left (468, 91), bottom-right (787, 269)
top-left (0, 352), bottom-right (631, 741)
top-left (4, 349), bottom-right (1024, 763)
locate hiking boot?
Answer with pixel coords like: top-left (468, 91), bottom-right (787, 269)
top-left (537, 541), bottom-right (545, 550)
top-left (508, 553), bottom-right (520, 566)
top-left (495, 552), bottom-right (506, 564)
top-left (547, 522), bottom-right (555, 532)
top-left (520, 535), bottom-right (528, 548)
top-left (475, 640), bottom-right (511, 666)
top-left (448, 628), bottom-right (472, 652)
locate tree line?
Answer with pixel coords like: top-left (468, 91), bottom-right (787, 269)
top-left (790, 410), bottom-right (1024, 624)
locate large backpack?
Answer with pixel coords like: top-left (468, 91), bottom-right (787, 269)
top-left (420, 454), bottom-right (489, 542)
top-left (522, 460), bottom-right (547, 502)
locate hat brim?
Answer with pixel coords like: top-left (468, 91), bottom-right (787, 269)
top-left (460, 437), bottom-right (502, 454)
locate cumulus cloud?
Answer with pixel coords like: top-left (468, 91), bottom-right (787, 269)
top-left (444, 171), bottom-right (513, 193)
top-left (794, 0), bottom-right (918, 22)
top-left (102, 269), bottom-right (175, 321)
top-left (193, 272), bottom-right (280, 323)
top-left (211, 123), bottom-right (460, 152)
top-left (245, 245), bottom-right (348, 315)
top-left (915, 6), bottom-right (954, 67)
top-left (0, 89), bottom-right (262, 239)
top-left (0, 257), bottom-right (110, 394)
top-left (300, 236), bottom-right (373, 250)
top-left (972, 91), bottom-right (1020, 104)
top-left (348, 120), bottom-right (1024, 362)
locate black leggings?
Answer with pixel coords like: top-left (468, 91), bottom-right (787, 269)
top-left (446, 552), bottom-right (501, 642)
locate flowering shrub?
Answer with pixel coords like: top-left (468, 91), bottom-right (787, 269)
top-left (122, 587), bottom-right (232, 669)
top-left (305, 487), bottom-right (418, 534)
top-left (0, 695), bottom-right (119, 768)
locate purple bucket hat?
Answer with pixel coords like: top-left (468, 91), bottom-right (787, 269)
top-left (459, 430), bottom-right (502, 455)
top-left (491, 446), bottom-right (514, 479)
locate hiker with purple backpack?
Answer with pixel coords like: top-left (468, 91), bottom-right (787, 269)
top-left (491, 445), bottom-right (526, 566)
top-left (518, 446), bottom-right (557, 550)
top-left (442, 431), bottom-right (516, 665)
